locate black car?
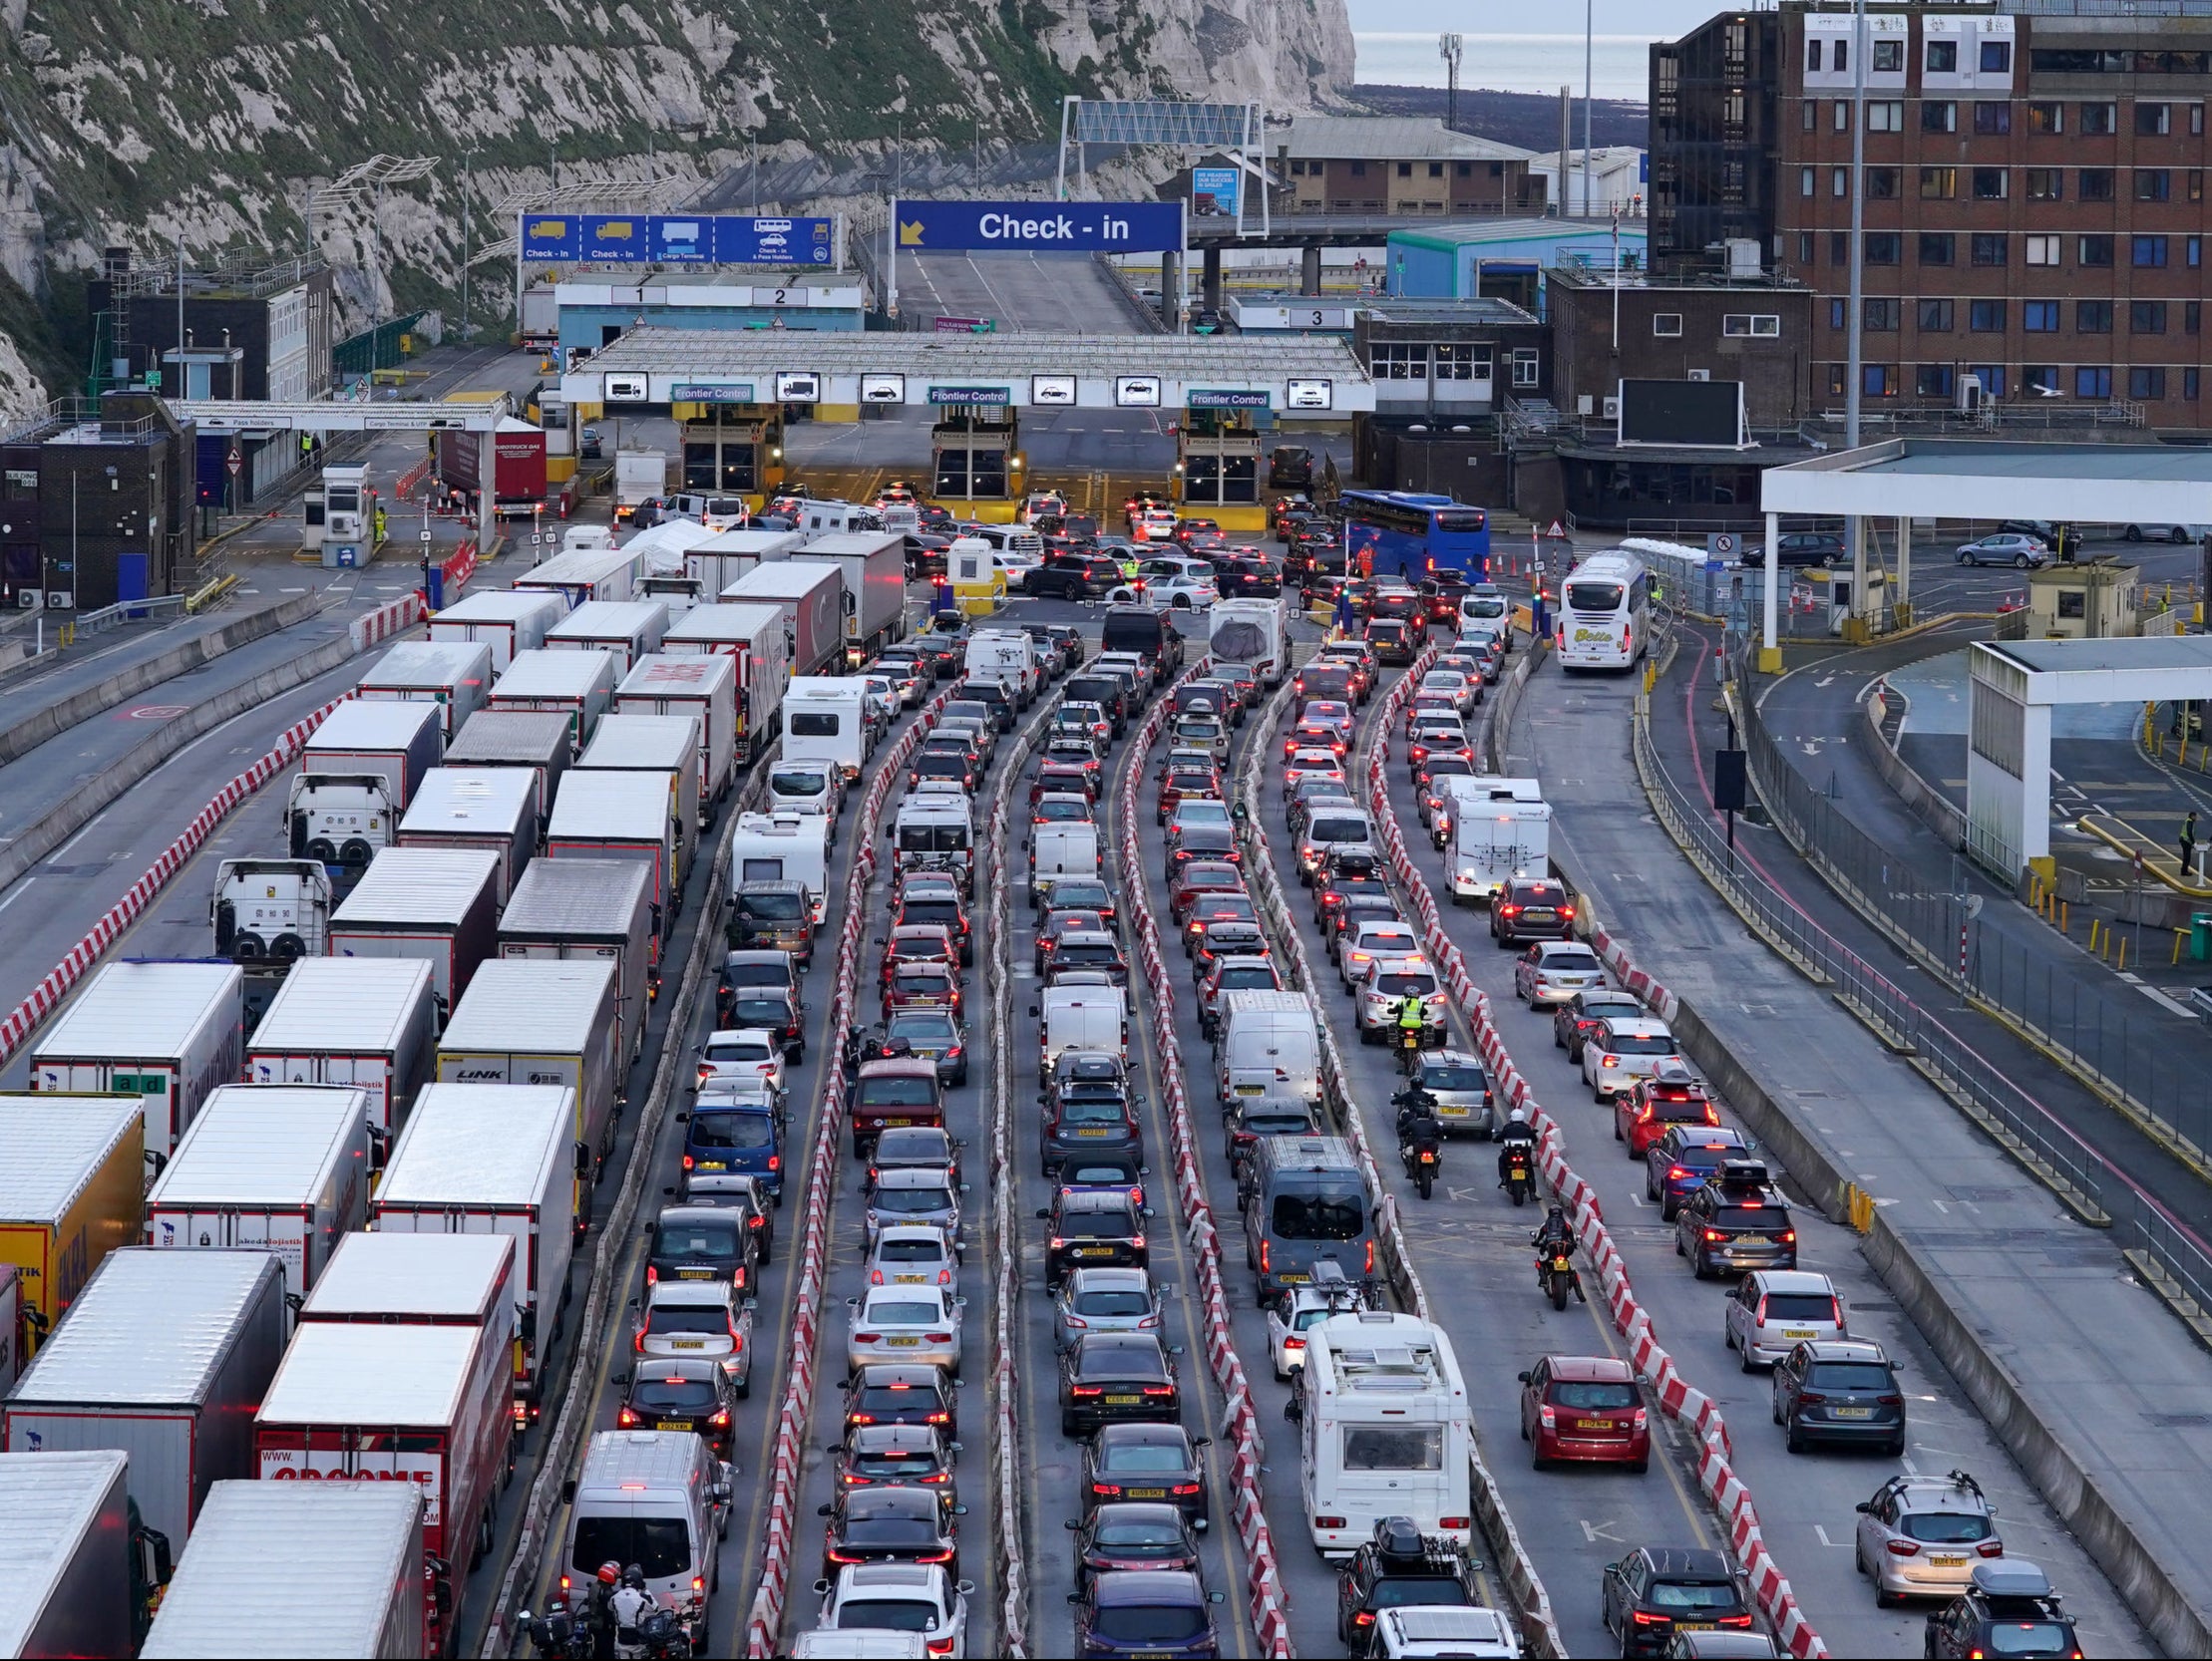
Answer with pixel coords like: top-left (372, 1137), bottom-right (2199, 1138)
top-left (1601, 1546), bottom-right (1757, 1658)
top-left (1066, 1501), bottom-right (1203, 1593)
top-left (840, 1361), bottom-right (958, 1435)
top-left (819, 1485), bottom-right (963, 1580)
top-left (1335, 1516), bottom-right (1479, 1646)
top-left (869, 1126), bottom-right (963, 1191)
top-left (1490, 876), bottom-right (1576, 944)
top-left (1226, 1096), bottom-right (1322, 1178)
top-left (904, 532), bottom-right (954, 579)
top-left (1364, 617), bottom-right (1416, 665)
top-left (646, 1203), bottom-right (761, 1294)
top-left (1675, 1160), bottom-right (1797, 1277)
top-left (1771, 1338), bottom-right (1906, 1455)
top-left (1081, 1422), bottom-right (1211, 1527)
top-left (617, 1357), bottom-right (737, 1459)
top-left (1028, 552), bottom-right (1127, 601)
top-left (1059, 1331), bottom-right (1182, 1436)
top-left (829, 1424), bottom-right (960, 1506)
top-left (1746, 531), bottom-right (1844, 569)
top-left (1040, 1188), bottom-right (1150, 1286)
top-left (1216, 554), bottom-right (1283, 598)
top-left (1925, 1560), bottom-right (2080, 1659)
top-left (713, 986), bottom-right (805, 1060)
top-left (1269, 445), bottom-right (1314, 488)
top-left (1070, 1568), bottom-right (1224, 1659)
top-left (957, 677), bottom-right (1018, 732)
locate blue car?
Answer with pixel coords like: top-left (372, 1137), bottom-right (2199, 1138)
top-left (1072, 1568), bottom-right (1224, 1659)
top-left (681, 1090), bottom-right (785, 1202)
top-left (1644, 1125), bottom-right (1749, 1221)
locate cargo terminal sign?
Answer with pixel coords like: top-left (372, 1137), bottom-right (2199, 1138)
top-left (894, 199), bottom-right (1183, 254)
top-left (521, 214), bottom-right (835, 265)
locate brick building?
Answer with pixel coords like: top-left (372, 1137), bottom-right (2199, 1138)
top-left (1653, 2), bottom-right (2211, 430)
top-left (1277, 118), bottom-right (1548, 218)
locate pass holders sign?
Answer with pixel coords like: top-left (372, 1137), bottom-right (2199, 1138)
top-left (1187, 388), bottom-right (1269, 411)
top-left (1192, 166), bottom-right (1241, 219)
top-left (895, 198), bottom-right (1183, 254)
top-left (927, 386), bottom-right (1012, 407)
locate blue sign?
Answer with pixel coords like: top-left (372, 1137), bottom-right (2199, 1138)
top-left (522, 215), bottom-right (582, 260)
top-left (894, 199), bottom-right (1182, 255)
top-left (651, 216), bottom-right (714, 261)
top-left (582, 214), bottom-right (650, 262)
top-left (723, 216), bottom-right (835, 264)
top-left (520, 214), bottom-right (836, 266)
top-left (1192, 166), bottom-right (1240, 220)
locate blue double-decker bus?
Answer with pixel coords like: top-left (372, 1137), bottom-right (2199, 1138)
top-left (1340, 491), bottom-right (1492, 581)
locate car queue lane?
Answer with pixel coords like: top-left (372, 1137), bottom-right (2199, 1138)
top-left (1007, 668), bottom-right (1261, 1660)
top-left (1382, 658), bottom-right (2152, 1659)
top-left (1246, 662), bottom-right (1721, 1660)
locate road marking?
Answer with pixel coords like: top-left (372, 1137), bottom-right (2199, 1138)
top-left (1580, 1517), bottom-right (1625, 1544)
top-left (0, 875), bottom-right (37, 913)
top-left (1813, 1524), bottom-right (1852, 1548)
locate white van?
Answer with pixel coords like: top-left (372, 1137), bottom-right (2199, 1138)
top-left (564, 1431), bottom-right (732, 1648)
top-left (1030, 824), bottom-right (1101, 909)
top-left (1216, 990), bottom-right (1322, 1107)
top-left (1034, 985), bottom-right (1128, 1081)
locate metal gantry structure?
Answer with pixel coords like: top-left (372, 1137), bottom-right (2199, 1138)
top-left (1055, 98), bottom-right (1271, 238)
top-left (307, 156), bottom-right (440, 350)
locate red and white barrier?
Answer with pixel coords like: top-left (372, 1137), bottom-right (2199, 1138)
top-left (350, 592), bottom-right (424, 651)
top-left (1115, 662), bottom-right (1293, 1660)
top-left (443, 537), bottom-right (480, 595)
top-left (744, 691), bottom-right (953, 1660)
top-left (1360, 659), bottom-right (1828, 1661)
top-left (0, 696), bottom-right (350, 1070)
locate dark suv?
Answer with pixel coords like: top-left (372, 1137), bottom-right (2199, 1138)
top-left (1925, 1560), bottom-right (2080, 1659)
top-left (1674, 1160), bottom-right (1796, 1277)
top-left (1772, 1338), bottom-right (1906, 1455)
top-left (1334, 1516), bottom-right (1479, 1647)
top-left (1038, 1189), bottom-right (1151, 1288)
top-left (1600, 1546), bottom-right (1756, 1658)
top-left (1027, 551), bottom-right (1125, 601)
top-left (1490, 877), bottom-right (1575, 945)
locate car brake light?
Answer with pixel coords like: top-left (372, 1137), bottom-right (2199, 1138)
top-left (617, 1406), bottom-right (640, 1427)
top-left (768, 1155), bottom-right (781, 1171)
top-left (1798, 1391), bottom-right (1827, 1404)
top-left (1630, 1609), bottom-right (1667, 1626)
top-left (1284, 1337), bottom-right (1304, 1352)
top-left (854, 1332), bottom-right (879, 1344)
top-left (1717, 1615), bottom-right (1754, 1629)
top-left (1501, 904), bottom-right (1521, 916)
top-left (1354, 1611), bottom-right (1376, 1627)
top-left (1977, 1540), bottom-right (2005, 1558)
top-left (1667, 1164), bottom-right (1690, 1180)
top-left (1260, 1241), bottom-right (1270, 1273)
top-left (1561, 904), bottom-right (1577, 919)
top-left (1072, 1384), bottom-right (1103, 1397)
top-left (1886, 1538), bottom-right (1922, 1556)
top-left (1314, 1515), bottom-right (1346, 1529)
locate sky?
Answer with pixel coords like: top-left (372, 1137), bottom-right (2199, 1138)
top-left (1345, 0), bottom-right (1722, 37)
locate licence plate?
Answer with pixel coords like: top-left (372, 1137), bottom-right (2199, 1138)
top-left (1236, 1084), bottom-right (1265, 1097)
top-left (1127, 1488), bottom-right (1167, 1499)
top-left (670, 1338), bottom-right (705, 1350)
top-left (695, 1161), bottom-right (726, 1171)
top-left (1574, 1419), bottom-right (1615, 1432)
top-left (1075, 1246), bottom-right (1112, 1257)
top-left (894, 1273), bottom-right (926, 1284)
top-left (656, 1420), bottom-right (694, 1433)
top-left (1833, 1405), bottom-right (1873, 1419)
top-left (1074, 1128), bottom-right (1111, 1138)
top-left (1735, 1235), bottom-right (1768, 1246)
top-left (1678, 1624), bottom-right (1715, 1633)
top-left (1277, 1273), bottom-right (1308, 1284)
top-left (1524, 909), bottom-right (1556, 921)
top-left (1105, 1394), bottom-right (1142, 1406)
top-left (676, 1267), bottom-right (714, 1279)
top-left (1783, 1328), bottom-right (1818, 1338)
top-left (1930, 1555), bottom-right (1967, 1567)
top-left (1437, 1105), bottom-right (1469, 1118)
top-left (882, 1118), bottom-right (914, 1129)
top-left (888, 1336), bottom-right (921, 1347)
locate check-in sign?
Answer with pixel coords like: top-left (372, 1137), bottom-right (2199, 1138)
top-left (895, 199), bottom-right (1182, 254)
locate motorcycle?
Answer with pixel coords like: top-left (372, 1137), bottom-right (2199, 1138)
top-left (638, 1606), bottom-right (692, 1659)
top-left (1503, 1146), bottom-right (1534, 1207)
top-left (1396, 1024), bottom-right (1425, 1076)
top-left (1542, 1249), bottom-right (1575, 1311)
top-left (520, 1601), bottom-right (593, 1661)
top-left (1406, 1141), bottom-right (1440, 1199)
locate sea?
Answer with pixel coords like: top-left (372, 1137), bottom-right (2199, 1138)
top-left (1354, 32), bottom-right (1654, 102)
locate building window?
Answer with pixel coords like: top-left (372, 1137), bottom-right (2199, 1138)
top-left (1371, 342), bottom-right (1426, 378)
top-left (2026, 234), bottom-right (2061, 267)
top-left (2079, 168), bottom-right (2114, 201)
top-left (2075, 366), bottom-right (2113, 399)
top-left (2192, 236), bottom-right (2204, 267)
top-left (1831, 37), bottom-right (1848, 74)
top-left (1974, 102), bottom-right (2012, 135)
top-left (2133, 234), bottom-right (2169, 267)
top-left (1922, 100), bottom-right (1957, 134)
top-left (2195, 104), bottom-right (2207, 136)
top-left (2076, 300), bottom-right (2113, 333)
top-left (1873, 38), bottom-right (1902, 73)
top-left (1917, 364), bottom-right (1955, 398)
top-left (2025, 168), bottom-right (2061, 201)
top-left (1972, 233), bottom-right (2009, 267)
top-left (2191, 169), bottom-right (2204, 201)
top-left (1832, 166), bottom-right (1850, 198)
top-left (1652, 313), bottom-right (1683, 337)
top-left (1867, 166), bottom-right (1900, 199)
top-left (1920, 232), bottom-right (1956, 266)
top-left (1349, 161), bottom-right (1366, 176)
top-left (1510, 349), bottom-right (1539, 389)
top-left (1971, 365), bottom-right (2007, 397)
top-left (1918, 298), bottom-right (1956, 331)
top-left (1427, 162), bottom-right (1444, 177)
top-left (1970, 299), bottom-right (2006, 332)
top-left (1826, 364), bottom-right (1847, 398)
top-left (2132, 300), bottom-right (2168, 333)
top-left (1869, 100), bottom-right (1906, 132)
top-left (1432, 344), bottom-right (1476, 380)
top-left (2138, 102), bottom-right (2172, 136)
top-left (1395, 162), bottom-right (1412, 177)
top-left (1800, 166), bottom-right (1815, 197)
top-left (1973, 167), bottom-right (2008, 200)
top-left (2080, 102), bottom-right (2116, 136)
top-left (2137, 168), bottom-right (2172, 202)
top-left (1802, 100), bottom-right (1817, 133)
top-left (2130, 367), bottom-right (2167, 400)
top-left (1834, 100), bottom-right (1851, 133)
top-left (2025, 300), bottom-right (2060, 331)
top-left (1865, 232), bottom-right (1902, 265)
top-left (1831, 231), bottom-right (1850, 264)
top-left (2025, 365), bottom-right (2059, 395)
top-left (2189, 301), bottom-right (2203, 334)
top-left (2028, 102), bottom-right (2063, 134)
top-left (2188, 368), bottom-right (2202, 400)
top-left (1828, 297), bottom-right (1846, 330)
top-left (1797, 231), bottom-right (1816, 264)
top-left (1864, 364), bottom-right (1898, 398)
top-left (1722, 314), bottom-right (1781, 337)
top-left (1981, 40), bottom-right (2012, 74)
top-left (2079, 234), bottom-right (2115, 267)
top-left (1865, 298), bottom-right (1900, 331)
top-left (1920, 166), bottom-right (1957, 200)
top-left (1927, 39), bottom-right (1958, 74)
top-left (1806, 39), bottom-right (1823, 72)
top-left (1455, 162), bottom-right (1471, 177)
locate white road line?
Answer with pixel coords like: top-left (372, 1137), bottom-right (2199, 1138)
top-left (0, 875), bottom-right (37, 913)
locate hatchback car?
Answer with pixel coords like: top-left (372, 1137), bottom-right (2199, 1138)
top-left (819, 1486), bottom-right (964, 1581)
top-left (617, 1357), bottom-right (738, 1459)
top-left (866, 1223), bottom-right (958, 1290)
top-left (1515, 940), bottom-right (1608, 1007)
top-left (1197, 955), bottom-right (1281, 1036)
top-left (1284, 749), bottom-right (1349, 799)
top-left (1053, 1266), bottom-right (1164, 1354)
top-left (715, 986), bottom-right (805, 1059)
top-left (1853, 1470), bottom-right (2004, 1605)
top-left (1082, 1422), bottom-right (1211, 1526)
top-left (845, 1283), bottom-right (964, 1376)
top-left (1675, 1160), bottom-right (1796, 1277)
top-left (1167, 862), bottom-right (1247, 927)
top-left (1600, 1546), bottom-right (1757, 1658)
top-left (1644, 1126), bottom-right (1752, 1220)
top-left (1060, 1332), bottom-right (1182, 1436)
top-left (1772, 1338), bottom-right (1906, 1455)
top-left (882, 1007), bottom-right (968, 1087)
top-left (646, 1202), bottom-right (760, 1294)
top-left (1584, 1016), bottom-right (1683, 1104)
top-left (1956, 531), bottom-right (2048, 568)
top-left (1519, 1354), bottom-right (1650, 1472)
top-left (1355, 956), bottom-right (1445, 1044)
top-left (841, 1362), bottom-right (958, 1436)
top-left (864, 1169), bottom-right (963, 1254)
top-left (635, 1277), bottom-right (753, 1396)
top-left (1226, 1097), bottom-right (1324, 1183)
top-left (869, 1126), bottom-right (963, 1190)
top-left (696, 1027), bottom-right (789, 1099)
top-left (1408, 1050), bottom-right (1495, 1137)
top-left (1265, 1279), bottom-right (1365, 1379)
top-left (1554, 987), bottom-right (1646, 1064)
top-left (1617, 1062), bottom-right (1720, 1158)
top-left (1491, 877), bottom-right (1576, 946)
top-left (1041, 1189), bottom-right (1151, 1287)
top-left (1066, 1503), bottom-right (1204, 1593)
top-left (1338, 920), bottom-right (1423, 989)
top-left (1070, 1567), bottom-right (1224, 1660)
top-left (1924, 1559), bottom-right (2079, 1660)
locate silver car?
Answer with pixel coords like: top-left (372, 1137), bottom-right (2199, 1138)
top-left (864, 1166), bottom-right (963, 1250)
top-left (1409, 1049), bottom-right (1494, 1137)
top-left (864, 1222), bottom-right (957, 1290)
top-left (1295, 810), bottom-right (1375, 884)
top-left (1515, 940), bottom-right (1608, 1008)
top-left (636, 1278), bottom-right (754, 1394)
top-left (1853, 1471), bottom-right (2003, 1603)
top-left (1723, 1269), bottom-right (1848, 1369)
top-left (844, 1283), bottom-right (965, 1376)
top-left (1052, 1266), bottom-right (1163, 1353)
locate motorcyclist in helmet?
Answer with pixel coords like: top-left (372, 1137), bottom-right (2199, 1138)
top-left (1394, 1088), bottom-right (1443, 1162)
top-left (608, 1565), bottom-right (653, 1660)
top-left (1530, 1204), bottom-right (1586, 1302)
top-left (586, 1561), bottom-right (622, 1660)
top-left (1495, 1106), bottom-right (1538, 1186)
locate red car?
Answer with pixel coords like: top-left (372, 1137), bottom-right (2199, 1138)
top-left (1168, 861), bottom-right (1247, 927)
top-left (1518, 1354), bottom-right (1650, 1472)
top-left (1156, 768), bottom-right (1223, 827)
top-left (1615, 1064), bottom-right (1720, 1158)
top-left (879, 924), bottom-right (958, 986)
top-left (882, 960), bottom-right (962, 1021)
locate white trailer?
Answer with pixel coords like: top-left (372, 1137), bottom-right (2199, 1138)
top-left (498, 857), bottom-right (655, 1065)
top-left (396, 767), bottom-right (540, 905)
top-left (436, 959), bottom-right (621, 1188)
top-left (794, 528), bottom-right (908, 660)
top-left (1442, 777), bottom-right (1551, 902)
top-left (142, 1481), bottom-right (428, 1660)
top-left (545, 598), bottom-right (670, 672)
top-left (781, 676), bottom-right (874, 781)
top-left (444, 708), bottom-right (573, 827)
top-left (726, 812), bottom-right (832, 927)
top-left (513, 544), bottom-right (641, 610)
top-left (0, 1450), bottom-right (158, 1659)
top-left (373, 1081), bottom-right (579, 1412)
top-left (577, 715), bottom-right (700, 904)
top-left (1210, 597), bottom-right (1290, 686)
top-left (426, 587), bottom-right (565, 672)
top-left (1216, 989), bottom-right (1322, 1107)
top-left (354, 640), bottom-right (493, 741)
top-left (301, 700), bottom-right (446, 812)
top-left (30, 962), bottom-right (243, 1159)
top-left (243, 957), bottom-right (437, 1139)
top-left (2, 1249), bottom-right (287, 1549)
top-left (687, 527), bottom-right (804, 598)
top-left (661, 601), bottom-right (789, 766)
top-left (487, 647), bottom-right (619, 759)
top-left (614, 448), bottom-right (674, 521)
top-left (301, 1230), bottom-right (516, 1337)
top-left (144, 1085), bottom-right (372, 1301)
top-left (616, 653), bottom-right (736, 816)
top-left (547, 769), bottom-right (679, 944)
top-left (327, 847), bottom-right (502, 1020)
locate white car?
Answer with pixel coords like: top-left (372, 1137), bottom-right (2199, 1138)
top-left (811, 1562), bottom-right (974, 1659)
top-left (864, 1223), bottom-right (958, 1289)
top-left (1580, 1015), bottom-right (1682, 1103)
top-left (1267, 1285), bottom-right (1354, 1379)
top-left (635, 1278), bottom-right (753, 1395)
top-left (844, 1283), bottom-right (965, 1375)
top-left (768, 760), bottom-right (843, 818)
top-left (1724, 1269), bottom-right (1848, 1369)
top-left (697, 1027), bottom-right (788, 1100)
top-left (1354, 954), bottom-right (1446, 1040)
top-left (1513, 941), bottom-right (1608, 1008)
top-left (1132, 507), bottom-right (1179, 542)
top-left (1416, 670), bottom-right (1478, 715)
top-left (864, 676), bottom-right (903, 725)
top-left (1338, 919), bottom-right (1421, 989)
top-left (1115, 572), bottom-right (1217, 612)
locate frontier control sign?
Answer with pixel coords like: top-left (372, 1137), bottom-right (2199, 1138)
top-left (895, 199), bottom-right (1183, 254)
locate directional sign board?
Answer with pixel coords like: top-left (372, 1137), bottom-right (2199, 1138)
top-left (520, 213), bottom-right (835, 265)
top-left (895, 199), bottom-right (1183, 255)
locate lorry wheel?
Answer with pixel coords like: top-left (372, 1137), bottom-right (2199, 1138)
top-left (232, 932), bottom-right (268, 960)
top-left (272, 933), bottom-right (306, 960)
top-left (307, 837), bottom-right (339, 865)
top-left (339, 838), bottom-right (374, 868)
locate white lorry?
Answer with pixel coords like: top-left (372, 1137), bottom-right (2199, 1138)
top-left (614, 448), bottom-right (673, 521)
top-left (327, 846), bottom-right (503, 1020)
top-left (617, 653), bottom-right (738, 819)
top-left (1215, 989), bottom-right (1322, 1108)
top-left (243, 957), bottom-right (438, 1138)
top-left (291, 699), bottom-right (446, 880)
top-left (211, 857), bottom-right (332, 963)
top-left (435, 958), bottom-right (622, 1186)
top-left (577, 714), bottom-right (701, 908)
top-left (1209, 597), bottom-right (1290, 686)
top-left (426, 588), bottom-right (564, 673)
top-left (0, 1450), bottom-right (171, 1658)
top-left (546, 598), bottom-right (671, 673)
top-left (686, 528), bottom-right (805, 599)
top-left (1441, 777), bottom-right (1551, 902)
top-left (29, 961), bottom-right (243, 1159)
top-left (486, 647), bottom-right (620, 759)
top-left (513, 544), bottom-right (642, 610)
top-left (498, 856), bottom-right (656, 1065)
top-left (794, 528), bottom-right (908, 662)
top-left (444, 708), bottom-right (573, 827)
top-left (354, 640), bottom-right (492, 741)
top-left (396, 766), bottom-right (540, 905)
top-left (661, 601), bottom-right (790, 767)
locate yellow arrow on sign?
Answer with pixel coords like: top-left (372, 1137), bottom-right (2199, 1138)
top-left (899, 219), bottom-right (925, 247)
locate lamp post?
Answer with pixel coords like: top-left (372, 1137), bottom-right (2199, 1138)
top-left (1846, 0), bottom-right (1868, 622)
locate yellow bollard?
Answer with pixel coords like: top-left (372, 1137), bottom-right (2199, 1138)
top-left (2118, 936), bottom-right (2129, 972)
top-left (2175, 930), bottom-right (2187, 967)
top-left (2061, 899), bottom-right (2069, 934)
top-left (2089, 918), bottom-right (2101, 954)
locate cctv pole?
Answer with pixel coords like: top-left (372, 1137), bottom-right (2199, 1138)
top-left (1846, 0), bottom-right (1868, 624)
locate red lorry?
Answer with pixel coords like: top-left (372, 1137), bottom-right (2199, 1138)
top-left (438, 419), bottom-right (548, 519)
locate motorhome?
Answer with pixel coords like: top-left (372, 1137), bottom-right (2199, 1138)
top-left (1439, 777), bottom-right (1550, 903)
top-left (1296, 1310), bottom-right (1472, 1558)
top-left (782, 677), bottom-right (874, 781)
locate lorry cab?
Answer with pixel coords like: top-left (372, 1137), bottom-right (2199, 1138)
top-left (564, 1431), bottom-right (732, 1649)
top-left (211, 858), bottom-right (332, 963)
